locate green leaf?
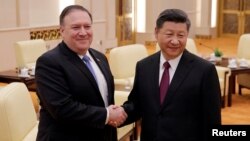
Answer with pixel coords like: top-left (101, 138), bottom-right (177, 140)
top-left (214, 48), bottom-right (223, 57)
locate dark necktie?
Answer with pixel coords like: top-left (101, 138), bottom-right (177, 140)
top-left (160, 61), bottom-right (171, 104)
top-left (82, 55), bottom-right (97, 81)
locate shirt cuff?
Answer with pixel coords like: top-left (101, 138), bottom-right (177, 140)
top-left (105, 107), bottom-right (109, 124)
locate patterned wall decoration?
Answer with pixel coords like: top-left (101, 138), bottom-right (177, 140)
top-left (223, 14), bottom-right (238, 34)
top-left (30, 28), bottom-right (61, 40)
top-left (245, 15), bottom-right (250, 33)
top-left (219, 0), bottom-right (250, 36)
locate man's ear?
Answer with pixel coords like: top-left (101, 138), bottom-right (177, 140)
top-left (154, 28), bottom-right (159, 39)
top-left (59, 26), bottom-right (64, 34)
top-left (154, 27), bottom-right (158, 34)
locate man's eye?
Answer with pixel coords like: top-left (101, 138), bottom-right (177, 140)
top-left (72, 26), bottom-right (80, 29)
top-left (165, 33), bottom-right (172, 36)
top-left (85, 25), bottom-right (91, 29)
top-left (178, 34), bottom-right (185, 38)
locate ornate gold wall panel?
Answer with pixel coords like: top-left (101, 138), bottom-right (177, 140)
top-left (30, 28), bottom-right (61, 40)
top-left (116, 0), bottom-right (135, 46)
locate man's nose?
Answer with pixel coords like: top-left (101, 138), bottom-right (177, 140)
top-left (170, 37), bottom-right (179, 45)
top-left (78, 27), bottom-right (87, 35)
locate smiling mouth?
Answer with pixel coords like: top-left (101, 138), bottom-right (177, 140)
top-left (77, 38), bottom-right (89, 41)
top-left (168, 47), bottom-right (179, 49)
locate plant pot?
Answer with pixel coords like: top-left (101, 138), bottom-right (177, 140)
top-left (215, 56), bottom-right (222, 61)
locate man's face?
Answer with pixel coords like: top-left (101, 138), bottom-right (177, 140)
top-left (60, 10), bottom-right (93, 55)
top-left (155, 21), bottom-right (188, 60)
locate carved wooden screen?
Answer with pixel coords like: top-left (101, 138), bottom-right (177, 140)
top-left (219, 0), bottom-right (250, 37)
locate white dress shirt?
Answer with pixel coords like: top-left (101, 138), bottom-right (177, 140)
top-left (159, 52), bottom-right (183, 85)
top-left (79, 51), bottom-right (109, 107)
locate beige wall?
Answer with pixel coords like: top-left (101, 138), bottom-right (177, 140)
top-left (0, 0), bottom-right (215, 71)
top-left (0, 0), bottom-right (17, 28)
top-left (29, 0), bottom-right (59, 26)
top-left (0, 28), bottom-right (29, 71)
top-left (137, 0), bottom-right (214, 44)
top-left (0, 0), bottom-right (117, 71)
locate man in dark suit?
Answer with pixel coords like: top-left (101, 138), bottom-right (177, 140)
top-left (122, 9), bottom-right (221, 141)
top-left (35, 5), bottom-right (127, 141)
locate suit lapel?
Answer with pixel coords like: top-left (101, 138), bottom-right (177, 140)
top-left (89, 49), bottom-right (113, 104)
top-left (147, 52), bottom-right (162, 110)
top-left (89, 49), bottom-right (110, 85)
top-left (60, 43), bottom-right (100, 91)
top-left (161, 50), bottom-right (195, 109)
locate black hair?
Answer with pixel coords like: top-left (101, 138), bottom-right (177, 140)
top-left (156, 9), bottom-right (191, 31)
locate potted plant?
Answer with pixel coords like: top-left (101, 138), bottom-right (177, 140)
top-left (214, 48), bottom-right (223, 61)
top-left (214, 48), bottom-right (223, 58)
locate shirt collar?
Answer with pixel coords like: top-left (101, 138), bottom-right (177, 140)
top-left (78, 50), bottom-right (92, 61)
top-left (160, 52), bottom-right (183, 70)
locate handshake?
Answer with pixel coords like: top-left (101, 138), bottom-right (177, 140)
top-left (107, 105), bottom-right (127, 127)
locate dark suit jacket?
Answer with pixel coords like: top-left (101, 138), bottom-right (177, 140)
top-left (123, 50), bottom-right (221, 141)
top-left (35, 41), bottom-right (117, 141)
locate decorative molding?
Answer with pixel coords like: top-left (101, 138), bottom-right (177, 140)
top-left (30, 27), bottom-right (61, 40)
top-left (195, 34), bottom-right (212, 39)
top-left (16, 0), bottom-right (20, 27)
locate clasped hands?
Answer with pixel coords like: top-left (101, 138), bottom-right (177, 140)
top-left (107, 105), bottom-right (127, 127)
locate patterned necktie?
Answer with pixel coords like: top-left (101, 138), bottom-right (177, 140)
top-left (82, 55), bottom-right (97, 82)
top-left (160, 61), bottom-right (171, 104)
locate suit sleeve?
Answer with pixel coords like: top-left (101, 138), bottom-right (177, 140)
top-left (122, 62), bottom-right (142, 125)
top-left (35, 54), bottom-right (107, 128)
top-left (201, 63), bottom-right (221, 140)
